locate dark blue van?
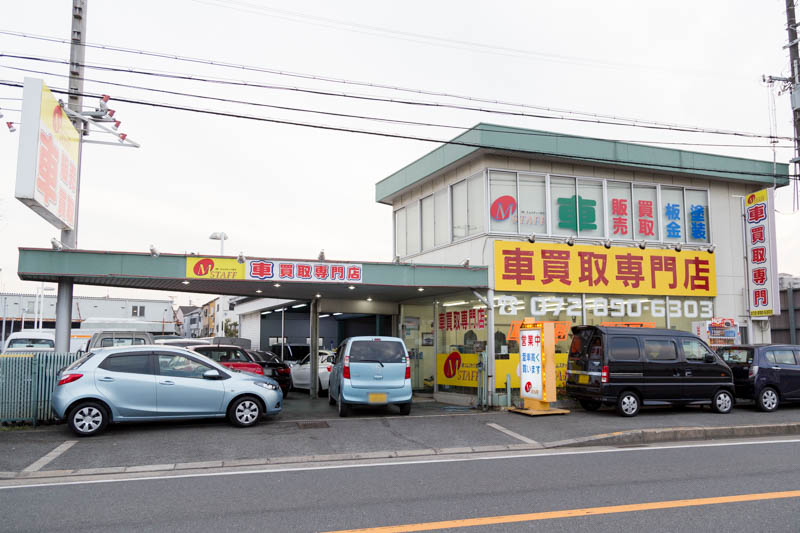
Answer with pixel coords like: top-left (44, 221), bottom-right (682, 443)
top-left (716, 345), bottom-right (800, 412)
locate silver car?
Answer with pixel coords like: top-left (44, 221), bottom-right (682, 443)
top-left (52, 345), bottom-right (283, 437)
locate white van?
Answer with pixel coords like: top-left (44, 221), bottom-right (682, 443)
top-left (3, 330), bottom-right (93, 354)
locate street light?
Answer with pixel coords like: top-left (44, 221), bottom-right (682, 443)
top-left (209, 232), bottom-right (228, 255)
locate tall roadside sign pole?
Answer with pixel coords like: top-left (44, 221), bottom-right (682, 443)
top-left (54, 0), bottom-right (87, 352)
top-left (785, 0), bottom-right (800, 207)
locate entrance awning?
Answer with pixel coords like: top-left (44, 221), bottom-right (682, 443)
top-left (17, 248), bottom-right (488, 301)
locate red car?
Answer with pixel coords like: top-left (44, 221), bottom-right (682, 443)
top-left (187, 344), bottom-right (264, 376)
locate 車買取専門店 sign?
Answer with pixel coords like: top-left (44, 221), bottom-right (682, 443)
top-left (186, 257), bottom-right (364, 283)
top-left (493, 241), bottom-right (716, 297)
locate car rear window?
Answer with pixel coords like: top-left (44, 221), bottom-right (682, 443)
top-left (717, 348), bottom-right (752, 364)
top-left (100, 337), bottom-right (147, 347)
top-left (64, 352), bottom-right (95, 370)
top-left (7, 338), bottom-right (55, 348)
top-left (349, 340), bottom-right (406, 363)
top-left (291, 345), bottom-right (311, 359)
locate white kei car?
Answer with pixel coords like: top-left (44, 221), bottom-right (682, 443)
top-left (289, 350), bottom-right (336, 393)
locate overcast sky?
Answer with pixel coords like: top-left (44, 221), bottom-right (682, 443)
top-left (1, 0), bottom-right (798, 306)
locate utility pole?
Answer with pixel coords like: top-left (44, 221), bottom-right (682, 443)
top-left (784, 0), bottom-right (800, 210)
top-left (54, 0), bottom-right (87, 352)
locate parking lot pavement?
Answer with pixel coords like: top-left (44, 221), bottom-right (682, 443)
top-left (2, 396), bottom-right (799, 475)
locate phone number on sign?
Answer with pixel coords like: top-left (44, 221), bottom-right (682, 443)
top-left (527, 297), bottom-right (713, 319)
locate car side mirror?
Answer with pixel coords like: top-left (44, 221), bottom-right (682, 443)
top-left (203, 369), bottom-right (221, 380)
top-left (705, 354), bottom-right (716, 363)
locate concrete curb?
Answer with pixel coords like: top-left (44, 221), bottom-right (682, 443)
top-left (542, 422), bottom-right (800, 448)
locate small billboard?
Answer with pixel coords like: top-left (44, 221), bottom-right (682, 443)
top-left (15, 77), bottom-right (80, 230)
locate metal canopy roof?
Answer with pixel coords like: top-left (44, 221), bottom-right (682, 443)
top-left (17, 248), bottom-right (488, 302)
top-left (375, 123), bottom-right (790, 204)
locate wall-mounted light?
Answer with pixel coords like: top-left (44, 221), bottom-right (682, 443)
top-left (237, 251), bottom-right (246, 264)
top-left (566, 236), bottom-right (575, 246)
top-left (638, 240), bottom-right (647, 250)
top-left (460, 258), bottom-right (470, 267)
top-left (707, 244), bottom-right (716, 254)
top-left (673, 243), bottom-right (682, 252)
top-left (149, 244), bottom-right (159, 257)
top-left (50, 238), bottom-right (64, 251)
top-left (603, 239), bottom-right (612, 249)
top-left (527, 233), bottom-right (536, 243)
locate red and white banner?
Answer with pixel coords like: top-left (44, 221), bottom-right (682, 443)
top-left (744, 188), bottom-right (780, 317)
top-left (246, 260), bottom-right (363, 283)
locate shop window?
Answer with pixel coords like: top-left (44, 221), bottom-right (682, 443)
top-left (661, 186), bottom-right (685, 243)
top-left (633, 185), bottom-right (659, 240)
top-left (451, 181), bottom-right (468, 239)
top-left (607, 181), bottom-right (633, 238)
top-left (550, 176), bottom-right (578, 237)
top-left (467, 174), bottom-right (485, 235)
top-left (490, 170), bottom-right (517, 233)
top-left (519, 173), bottom-right (547, 236)
top-left (395, 208), bottom-right (407, 257)
top-left (577, 179), bottom-right (604, 238)
top-left (406, 201), bottom-right (420, 254)
top-left (421, 195), bottom-right (434, 250)
top-left (685, 189), bottom-right (710, 244)
top-left (451, 174), bottom-right (485, 240)
top-left (434, 189), bottom-right (448, 246)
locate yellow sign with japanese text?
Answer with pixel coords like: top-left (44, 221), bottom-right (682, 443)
top-left (494, 241), bottom-right (716, 297)
top-left (436, 351), bottom-right (568, 389)
top-left (186, 257), bottom-right (245, 280)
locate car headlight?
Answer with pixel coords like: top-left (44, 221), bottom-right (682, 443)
top-left (256, 381), bottom-right (279, 391)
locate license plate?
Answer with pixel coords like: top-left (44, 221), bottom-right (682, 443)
top-left (368, 393), bottom-right (387, 404)
top-left (578, 374), bottom-right (590, 384)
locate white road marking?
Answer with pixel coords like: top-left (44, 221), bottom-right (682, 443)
top-left (21, 441), bottom-right (77, 473)
top-left (486, 423), bottom-right (541, 446)
top-left (3, 436), bottom-right (799, 491)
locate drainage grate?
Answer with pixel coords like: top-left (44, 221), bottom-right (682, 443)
top-left (296, 421), bottom-right (330, 429)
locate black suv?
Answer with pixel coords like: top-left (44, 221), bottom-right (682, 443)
top-left (566, 326), bottom-right (735, 417)
top-left (716, 344), bottom-right (800, 412)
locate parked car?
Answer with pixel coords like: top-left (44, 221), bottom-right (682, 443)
top-left (269, 343), bottom-right (310, 363)
top-left (290, 351), bottom-right (335, 393)
top-left (566, 326), bottom-right (735, 417)
top-left (51, 345), bottom-right (282, 436)
top-left (328, 336), bottom-right (412, 417)
top-left (86, 331), bottom-right (155, 350)
top-left (716, 344), bottom-right (800, 412)
top-left (156, 338), bottom-right (211, 347)
top-left (3, 330), bottom-right (88, 353)
top-left (246, 350), bottom-right (293, 395)
top-left (187, 344), bottom-right (264, 376)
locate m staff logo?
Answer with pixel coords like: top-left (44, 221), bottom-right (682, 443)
top-left (443, 352), bottom-right (462, 378)
top-left (193, 258), bottom-right (215, 276)
top-left (491, 195), bottom-right (517, 221)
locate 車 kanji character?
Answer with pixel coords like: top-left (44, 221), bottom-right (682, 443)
top-left (249, 260), bottom-right (274, 280)
top-left (747, 203), bottom-right (767, 224)
top-left (502, 247), bottom-right (535, 285)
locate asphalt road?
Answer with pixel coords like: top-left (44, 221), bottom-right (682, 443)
top-left (3, 397), bottom-right (799, 474)
top-left (1, 437), bottom-right (798, 532)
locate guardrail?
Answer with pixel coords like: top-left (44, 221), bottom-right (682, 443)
top-left (0, 352), bottom-right (81, 425)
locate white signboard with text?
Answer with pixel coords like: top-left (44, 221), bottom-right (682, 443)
top-left (15, 77), bottom-right (80, 230)
top-left (519, 325), bottom-right (543, 400)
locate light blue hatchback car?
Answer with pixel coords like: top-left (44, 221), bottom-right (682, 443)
top-left (328, 336), bottom-right (412, 417)
top-left (52, 345), bottom-right (283, 436)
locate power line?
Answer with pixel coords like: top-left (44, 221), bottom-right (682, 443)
top-left (0, 62), bottom-right (793, 151)
top-left (0, 29), bottom-right (781, 140)
top-left (0, 79), bottom-right (792, 181)
top-left (0, 52), bottom-right (791, 142)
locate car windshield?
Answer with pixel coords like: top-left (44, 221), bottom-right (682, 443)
top-left (7, 338), bottom-right (55, 348)
top-left (717, 348), bottom-right (753, 364)
top-left (349, 340), bottom-right (405, 363)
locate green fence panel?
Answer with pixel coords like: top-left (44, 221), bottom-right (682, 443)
top-left (1, 353), bottom-right (80, 424)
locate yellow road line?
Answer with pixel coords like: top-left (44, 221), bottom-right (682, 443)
top-left (324, 489), bottom-right (800, 533)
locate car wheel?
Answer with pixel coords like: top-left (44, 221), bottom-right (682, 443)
top-left (337, 389), bottom-right (349, 417)
top-left (616, 391), bottom-right (640, 417)
top-left (712, 390), bottom-right (734, 414)
top-left (68, 401), bottom-right (108, 437)
top-left (757, 387), bottom-right (779, 412)
top-left (398, 403), bottom-right (411, 416)
top-left (228, 396), bottom-right (261, 427)
top-left (578, 399), bottom-right (602, 411)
